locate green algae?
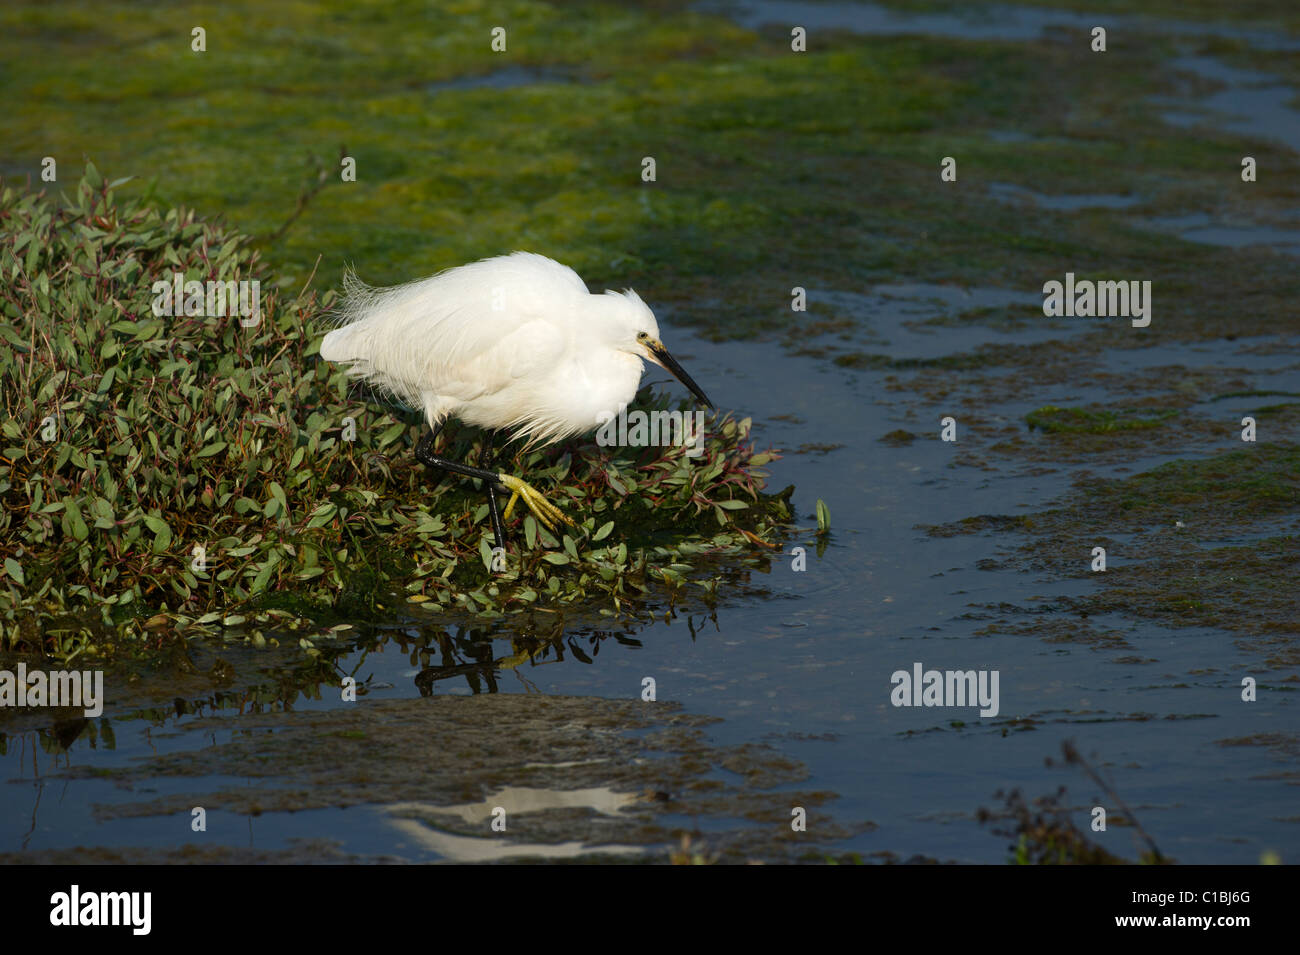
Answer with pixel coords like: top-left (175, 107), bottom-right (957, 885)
top-left (879, 429), bottom-right (918, 445)
top-left (3, 0), bottom-right (1296, 357)
top-left (832, 349), bottom-right (1013, 371)
top-left (1025, 405), bottom-right (1180, 434)
top-left (926, 443), bottom-right (1300, 645)
top-left (1080, 443), bottom-right (1299, 520)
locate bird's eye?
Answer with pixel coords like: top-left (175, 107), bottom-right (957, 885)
top-left (637, 332), bottom-right (649, 341)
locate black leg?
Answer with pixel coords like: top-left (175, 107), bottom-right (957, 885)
top-left (478, 429), bottom-right (499, 468)
top-left (478, 431), bottom-right (507, 551)
top-left (415, 425), bottom-right (510, 548)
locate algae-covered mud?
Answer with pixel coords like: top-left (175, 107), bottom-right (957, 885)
top-left (0, 0), bottom-right (1296, 869)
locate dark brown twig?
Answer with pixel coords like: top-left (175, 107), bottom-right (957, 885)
top-left (1062, 739), bottom-right (1165, 863)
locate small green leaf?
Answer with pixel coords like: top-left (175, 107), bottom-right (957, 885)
top-left (377, 422), bottom-right (407, 447)
top-left (250, 550), bottom-right (281, 594)
top-left (270, 481), bottom-right (288, 515)
top-left (144, 515), bottom-right (173, 553)
top-left (64, 499), bottom-right (89, 541)
top-left (305, 503), bottom-right (337, 529)
top-left (4, 558), bottom-right (24, 586)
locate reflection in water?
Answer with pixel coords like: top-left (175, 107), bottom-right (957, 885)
top-left (385, 788), bottom-right (645, 862)
top-left (0, 599), bottom-right (735, 764)
top-left (1, 694), bottom-right (853, 863)
top-left (0, 716), bottom-right (106, 761)
top-left (411, 621), bottom-right (646, 695)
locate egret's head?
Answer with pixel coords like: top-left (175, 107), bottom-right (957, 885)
top-left (605, 289), bottom-right (712, 408)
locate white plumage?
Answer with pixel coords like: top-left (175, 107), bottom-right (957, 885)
top-left (319, 251), bottom-right (712, 542)
top-left (321, 251), bottom-right (688, 447)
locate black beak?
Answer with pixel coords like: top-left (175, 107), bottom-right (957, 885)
top-left (648, 342), bottom-right (713, 408)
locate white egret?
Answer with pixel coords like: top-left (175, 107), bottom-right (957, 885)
top-left (319, 251), bottom-right (713, 548)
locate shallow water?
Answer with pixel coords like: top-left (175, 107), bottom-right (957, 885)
top-left (986, 182), bottom-right (1143, 212)
top-left (811, 283), bottom-right (1080, 356)
top-left (701, 0), bottom-right (1300, 50)
top-left (4, 295), bottom-right (1295, 862)
top-left (1154, 55), bottom-right (1300, 154)
top-left (1140, 213), bottom-right (1300, 256)
top-left (425, 66), bottom-right (580, 93)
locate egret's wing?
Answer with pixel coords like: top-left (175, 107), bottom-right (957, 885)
top-left (322, 252), bottom-right (585, 405)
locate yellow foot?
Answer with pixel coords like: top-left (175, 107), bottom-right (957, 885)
top-left (497, 473), bottom-right (576, 534)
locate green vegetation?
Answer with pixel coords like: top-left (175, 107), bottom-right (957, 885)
top-left (1026, 405), bottom-right (1179, 434)
top-left (924, 444), bottom-right (1299, 639)
top-left (1080, 443), bottom-right (1299, 521)
top-left (0, 170), bottom-right (788, 662)
top-left (3, 0), bottom-right (1296, 352)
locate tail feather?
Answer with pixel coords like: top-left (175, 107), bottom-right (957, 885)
top-left (320, 324), bottom-right (359, 361)
top-left (319, 266), bottom-right (377, 361)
